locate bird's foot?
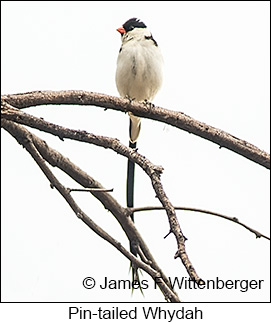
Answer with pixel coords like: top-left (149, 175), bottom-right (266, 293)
top-left (143, 99), bottom-right (155, 109)
top-left (125, 95), bottom-right (135, 103)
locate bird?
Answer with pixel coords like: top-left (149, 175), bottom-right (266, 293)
top-left (116, 17), bottom-right (163, 144)
top-left (115, 17), bottom-right (163, 287)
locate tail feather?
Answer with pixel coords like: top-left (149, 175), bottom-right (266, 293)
top-left (129, 113), bottom-right (141, 143)
top-left (127, 141), bottom-right (136, 212)
top-left (127, 140), bottom-right (141, 289)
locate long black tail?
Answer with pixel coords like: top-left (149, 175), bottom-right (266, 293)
top-left (127, 141), bottom-right (136, 214)
top-left (127, 140), bottom-right (138, 282)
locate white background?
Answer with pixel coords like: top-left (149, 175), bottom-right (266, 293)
top-left (1, 0), bottom-right (270, 314)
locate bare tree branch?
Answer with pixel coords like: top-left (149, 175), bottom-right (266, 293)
top-left (2, 89), bottom-right (268, 299)
top-left (2, 90), bottom-right (269, 169)
top-left (2, 118), bottom-right (180, 302)
top-left (130, 206), bottom-right (270, 240)
top-left (2, 101), bottom-right (204, 285)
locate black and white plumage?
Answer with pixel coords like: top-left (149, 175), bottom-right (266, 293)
top-left (115, 17), bottom-right (163, 143)
top-left (115, 18), bottom-right (163, 287)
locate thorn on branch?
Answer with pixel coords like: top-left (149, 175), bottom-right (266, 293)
top-left (153, 165), bottom-right (164, 175)
top-left (174, 250), bottom-right (179, 259)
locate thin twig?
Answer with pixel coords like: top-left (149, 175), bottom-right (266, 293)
top-left (130, 206), bottom-right (270, 240)
top-left (67, 188), bottom-right (114, 193)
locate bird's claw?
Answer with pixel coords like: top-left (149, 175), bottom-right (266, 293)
top-left (143, 99), bottom-right (155, 109)
top-left (125, 95), bottom-right (135, 103)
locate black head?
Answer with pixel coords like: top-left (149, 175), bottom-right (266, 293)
top-left (122, 18), bottom-right (147, 33)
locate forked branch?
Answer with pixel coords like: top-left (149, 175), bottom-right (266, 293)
top-left (2, 101), bottom-right (204, 285)
top-left (2, 118), bottom-right (180, 302)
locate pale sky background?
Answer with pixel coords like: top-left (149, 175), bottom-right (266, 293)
top-left (1, 0), bottom-right (270, 311)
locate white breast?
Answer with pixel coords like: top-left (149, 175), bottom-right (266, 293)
top-left (115, 29), bottom-right (163, 102)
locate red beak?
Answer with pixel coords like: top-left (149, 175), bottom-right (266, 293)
top-left (117, 26), bottom-right (126, 34)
